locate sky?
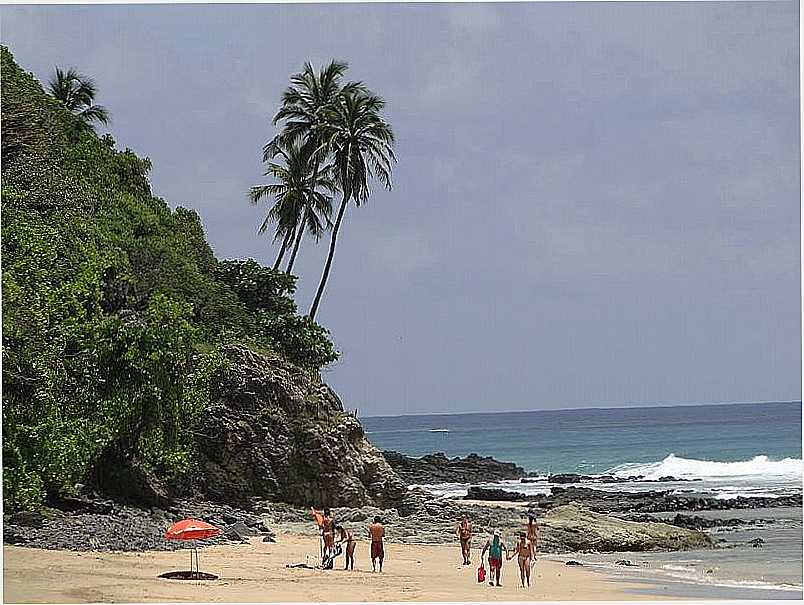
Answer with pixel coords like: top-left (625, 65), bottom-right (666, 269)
top-left (1, 2), bottom-right (800, 416)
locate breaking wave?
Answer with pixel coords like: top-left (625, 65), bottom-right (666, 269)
top-left (607, 454), bottom-right (803, 482)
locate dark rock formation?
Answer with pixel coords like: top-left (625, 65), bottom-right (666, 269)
top-left (383, 451), bottom-right (525, 485)
top-left (670, 514), bottom-right (745, 530)
top-left (3, 498), bottom-right (275, 552)
top-left (549, 473), bottom-right (630, 484)
top-left (546, 473), bottom-right (695, 484)
top-left (465, 486), bottom-right (528, 501)
top-left (530, 486), bottom-right (803, 514)
top-left (191, 345), bottom-right (407, 508)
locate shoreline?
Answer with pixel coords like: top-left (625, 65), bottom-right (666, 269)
top-left (3, 534), bottom-right (655, 603)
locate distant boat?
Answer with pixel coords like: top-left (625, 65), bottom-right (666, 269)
top-left (429, 428), bottom-right (450, 433)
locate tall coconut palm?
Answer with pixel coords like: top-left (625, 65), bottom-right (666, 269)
top-left (47, 67), bottom-right (110, 131)
top-left (308, 88), bottom-right (396, 320)
top-left (264, 61), bottom-right (353, 274)
top-left (249, 140), bottom-right (335, 274)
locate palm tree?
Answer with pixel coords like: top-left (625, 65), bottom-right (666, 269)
top-left (308, 88), bottom-right (396, 320)
top-left (47, 67), bottom-right (110, 131)
top-left (249, 140), bottom-right (335, 274)
top-left (263, 61), bottom-right (353, 274)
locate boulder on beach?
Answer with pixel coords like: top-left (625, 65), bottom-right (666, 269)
top-left (540, 504), bottom-right (713, 552)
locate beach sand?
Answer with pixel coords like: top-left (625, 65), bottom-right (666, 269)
top-left (4, 533), bottom-right (656, 602)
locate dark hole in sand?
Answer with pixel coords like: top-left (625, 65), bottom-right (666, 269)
top-left (158, 570), bottom-right (219, 581)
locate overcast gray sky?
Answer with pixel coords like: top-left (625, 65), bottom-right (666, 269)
top-left (2, 2), bottom-right (800, 415)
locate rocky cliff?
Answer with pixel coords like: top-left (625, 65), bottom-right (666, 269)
top-left (191, 345), bottom-right (407, 508)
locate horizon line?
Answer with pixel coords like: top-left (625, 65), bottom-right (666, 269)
top-left (360, 399), bottom-right (802, 419)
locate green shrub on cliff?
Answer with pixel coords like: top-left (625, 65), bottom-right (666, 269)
top-left (1, 47), bottom-right (338, 511)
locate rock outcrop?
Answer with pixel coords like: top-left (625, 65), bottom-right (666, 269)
top-left (465, 486), bottom-right (528, 501)
top-left (191, 345), bottom-right (407, 508)
top-left (539, 504), bottom-right (712, 552)
top-left (530, 486), bottom-right (803, 514)
top-left (383, 451), bottom-right (525, 485)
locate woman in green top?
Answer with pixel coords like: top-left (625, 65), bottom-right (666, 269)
top-left (481, 530), bottom-right (508, 586)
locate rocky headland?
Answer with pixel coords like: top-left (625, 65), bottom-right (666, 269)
top-left (1, 345), bottom-right (777, 557)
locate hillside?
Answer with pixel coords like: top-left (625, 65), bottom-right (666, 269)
top-left (1, 47), bottom-right (402, 512)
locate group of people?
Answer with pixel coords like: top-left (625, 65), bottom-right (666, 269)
top-left (312, 508), bottom-right (386, 572)
top-left (310, 506), bottom-right (539, 588)
top-left (457, 513), bottom-right (539, 588)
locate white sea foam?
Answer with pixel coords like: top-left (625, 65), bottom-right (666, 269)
top-left (607, 454), bottom-right (803, 482)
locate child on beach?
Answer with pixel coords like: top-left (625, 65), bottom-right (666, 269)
top-left (507, 533), bottom-right (534, 587)
top-left (368, 516), bottom-right (385, 572)
top-left (481, 530), bottom-right (508, 587)
top-left (335, 525), bottom-right (356, 570)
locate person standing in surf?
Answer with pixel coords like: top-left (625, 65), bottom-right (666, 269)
top-left (456, 514), bottom-right (472, 565)
top-left (481, 530), bottom-right (508, 586)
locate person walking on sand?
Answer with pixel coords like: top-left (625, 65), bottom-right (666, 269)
top-left (456, 514), bottom-right (472, 565)
top-left (481, 530), bottom-right (508, 587)
top-left (525, 514), bottom-right (539, 569)
top-left (507, 533), bottom-right (534, 587)
top-left (368, 516), bottom-right (385, 572)
top-left (336, 524), bottom-right (357, 570)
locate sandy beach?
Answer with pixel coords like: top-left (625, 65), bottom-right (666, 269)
top-left (4, 533), bottom-right (653, 603)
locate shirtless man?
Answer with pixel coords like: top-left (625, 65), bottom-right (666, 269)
top-left (322, 509), bottom-right (335, 560)
top-left (336, 524), bottom-right (357, 570)
top-left (368, 516), bottom-right (385, 572)
top-left (507, 533), bottom-right (534, 587)
top-left (456, 514), bottom-right (472, 565)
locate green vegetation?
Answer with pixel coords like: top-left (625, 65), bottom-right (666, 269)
top-left (252, 61), bottom-right (397, 319)
top-left (1, 47), bottom-right (338, 512)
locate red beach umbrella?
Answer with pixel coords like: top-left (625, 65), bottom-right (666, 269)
top-left (164, 519), bottom-right (222, 579)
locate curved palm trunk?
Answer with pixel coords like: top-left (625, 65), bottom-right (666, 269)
top-left (285, 217), bottom-right (306, 274)
top-left (273, 229), bottom-right (293, 270)
top-left (309, 193), bottom-right (349, 320)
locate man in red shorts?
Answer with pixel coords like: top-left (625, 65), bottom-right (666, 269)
top-left (368, 515), bottom-right (385, 572)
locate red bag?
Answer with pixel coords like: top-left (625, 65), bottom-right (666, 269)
top-left (477, 563), bottom-right (486, 583)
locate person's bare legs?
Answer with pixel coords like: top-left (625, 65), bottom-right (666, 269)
top-left (525, 558), bottom-right (531, 587)
top-left (379, 554), bottom-right (383, 573)
top-left (518, 558), bottom-right (526, 587)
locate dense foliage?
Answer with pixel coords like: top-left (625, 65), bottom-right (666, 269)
top-left (1, 47), bottom-right (338, 511)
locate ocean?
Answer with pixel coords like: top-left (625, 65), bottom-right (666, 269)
top-left (362, 401), bottom-right (803, 598)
